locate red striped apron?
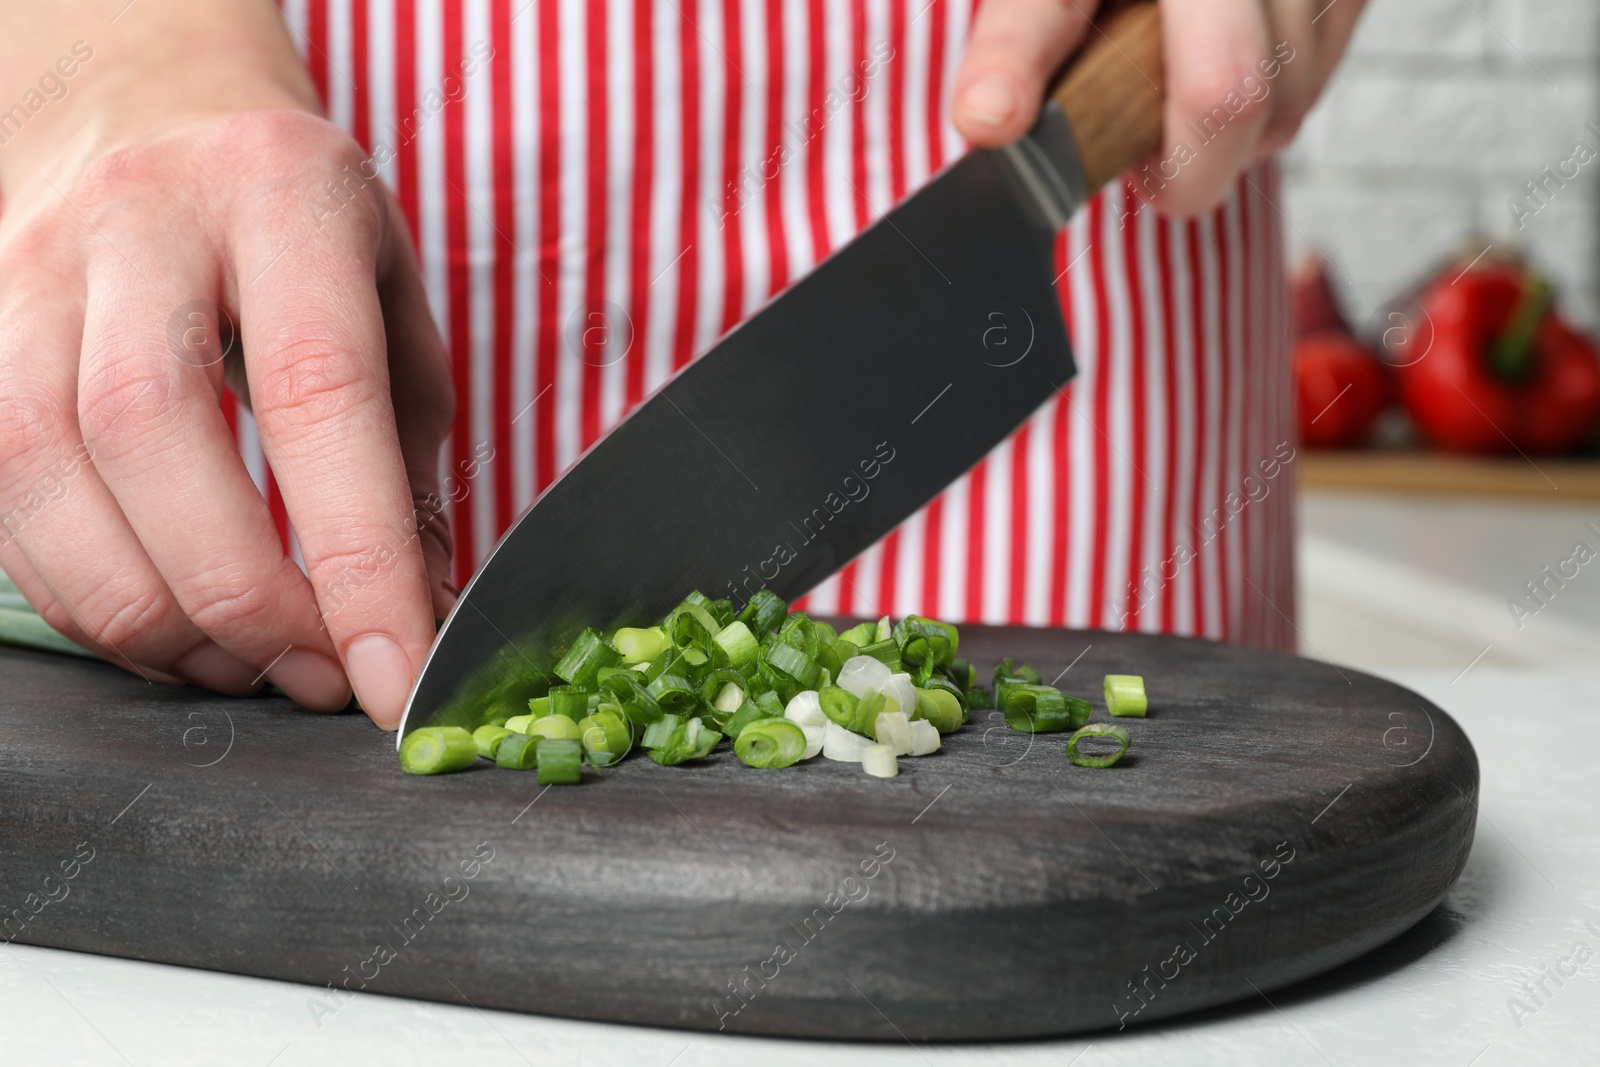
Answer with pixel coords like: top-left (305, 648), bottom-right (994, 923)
top-left (255, 0), bottom-right (1297, 650)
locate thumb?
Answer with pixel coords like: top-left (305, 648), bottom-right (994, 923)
top-left (951, 0), bottom-right (1098, 146)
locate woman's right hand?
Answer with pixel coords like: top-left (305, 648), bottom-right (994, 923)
top-left (0, 0), bottom-right (455, 729)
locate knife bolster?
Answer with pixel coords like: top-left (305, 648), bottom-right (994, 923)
top-left (999, 104), bottom-right (1090, 232)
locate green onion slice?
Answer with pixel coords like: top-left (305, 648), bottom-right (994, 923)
top-left (494, 732), bottom-right (540, 771)
top-left (536, 739), bottom-right (584, 784)
top-left (613, 625), bottom-right (669, 664)
top-left (1000, 684), bottom-right (1074, 733)
top-left (400, 727), bottom-right (479, 775)
top-left (1066, 723), bottom-right (1131, 768)
top-left (733, 717), bottom-right (807, 769)
top-left (1104, 674), bottom-right (1148, 717)
top-left (578, 710), bottom-right (631, 766)
top-left (553, 628), bottom-right (621, 687)
top-left (735, 589), bottom-right (787, 635)
top-left (641, 713), bottom-right (683, 749)
top-left (472, 724), bottom-right (514, 760)
top-left (912, 687), bottom-right (963, 734)
top-left (646, 672), bottom-right (699, 714)
top-left (713, 620), bottom-right (760, 667)
top-left (547, 685), bottom-right (590, 721)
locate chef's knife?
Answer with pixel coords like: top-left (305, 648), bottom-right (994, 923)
top-left (400, 3), bottom-right (1165, 737)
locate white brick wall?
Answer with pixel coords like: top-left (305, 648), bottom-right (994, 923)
top-left (1282, 0), bottom-right (1600, 328)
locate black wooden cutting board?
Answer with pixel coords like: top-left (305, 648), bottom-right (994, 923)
top-left (0, 628), bottom-right (1476, 1040)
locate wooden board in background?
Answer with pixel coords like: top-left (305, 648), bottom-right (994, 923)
top-left (1301, 449), bottom-right (1600, 501)
top-left (0, 629), bottom-right (1476, 1040)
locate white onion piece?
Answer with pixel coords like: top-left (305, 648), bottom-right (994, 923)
top-left (822, 721), bottom-right (870, 762)
top-left (861, 743), bottom-right (899, 778)
top-left (797, 722), bottom-right (826, 760)
top-left (908, 719), bottom-right (941, 756)
top-left (784, 690), bottom-right (827, 728)
top-left (837, 655), bottom-right (892, 699)
top-left (880, 672), bottom-right (917, 719)
top-left (784, 691), bottom-right (829, 760)
top-left (873, 711), bottom-right (912, 756)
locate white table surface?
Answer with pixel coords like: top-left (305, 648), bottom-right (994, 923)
top-left (4, 664), bottom-right (1596, 1067)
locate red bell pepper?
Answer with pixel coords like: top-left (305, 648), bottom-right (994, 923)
top-left (1296, 332), bottom-right (1390, 448)
top-left (1395, 261), bottom-right (1600, 454)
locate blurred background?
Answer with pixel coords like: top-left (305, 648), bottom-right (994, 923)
top-left (1278, 0), bottom-right (1600, 677)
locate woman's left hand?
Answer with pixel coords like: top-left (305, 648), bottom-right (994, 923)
top-left (950, 0), bottom-right (1367, 215)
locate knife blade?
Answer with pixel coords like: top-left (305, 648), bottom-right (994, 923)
top-left (400, 3), bottom-right (1164, 736)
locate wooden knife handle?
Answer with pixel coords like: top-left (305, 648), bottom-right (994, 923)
top-left (1048, 2), bottom-right (1164, 193)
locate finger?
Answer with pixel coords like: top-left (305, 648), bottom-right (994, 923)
top-left (235, 167), bottom-right (437, 730)
top-left (1308, 0), bottom-right (1366, 89)
top-left (77, 248), bottom-right (347, 707)
top-left (374, 198), bottom-right (457, 619)
top-left (0, 253), bottom-right (245, 690)
top-left (1254, 0), bottom-right (1319, 159)
top-left (1146, 0), bottom-right (1274, 215)
top-left (951, 0), bottom-right (1097, 146)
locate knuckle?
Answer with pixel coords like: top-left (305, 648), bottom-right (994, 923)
top-left (0, 389), bottom-right (73, 468)
top-left (1172, 63), bottom-right (1270, 127)
top-left (253, 337), bottom-right (381, 426)
top-left (85, 584), bottom-right (179, 652)
top-left (77, 357), bottom-right (178, 453)
top-left (183, 571), bottom-right (281, 635)
top-left (306, 534), bottom-right (414, 614)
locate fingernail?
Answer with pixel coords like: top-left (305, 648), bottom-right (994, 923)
top-left (343, 633), bottom-right (414, 730)
top-left (266, 648), bottom-right (351, 713)
top-left (962, 76), bottom-right (1018, 128)
top-left (175, 642), bottom-right (262, 697)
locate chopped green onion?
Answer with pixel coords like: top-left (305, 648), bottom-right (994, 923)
top-left (548, 685), bottom-right (590, 721)
top-left (819, 686), bottom-right (860, 730)
top-left (733, 717), bottom-right (807, 769)
top-left (735, 589), bottom-right (788, 634)
top-left (598, 671), bottom-right (663, 726)
top-left (666, 597), bottom-right (721, 654)
top-left (1104, 674), bottom-right (1148, 717)
top-left (494, 732), bottom-right (540, 771)
top-left (646, 672), bottom-right (698, 714)
top-left (839, 622), bottom-right (878, 648)
top-left (526, 695), bottom-right (551, 719)
top-left (579, 710), bottom-right (630, 766)
top-left (473, 724), bottom-right (514, 759)
top-left (874, 616), bottom-right (893, 642)
top-left (908, 719), bottom-right (941, 755)
top-left (536, 739), bottom-right (584, 784)
top-left (553, 628), bottom-right (621, 687)
top-left (856, 638), bottom-right (903, 672)
top-left (641, 713), bottom-right (683, 749)
top-left (713, 620), bottom-right (759, 667)
top-left (648, 716), bottom-right (723, 765)
top-left (721, 702), bottom-right (767, 740)
top-left (529, 715), bottom-right (583, 742)
top-left (1066, 723), bottom-right (1131, 768)
top-left (961, 685), bottom-right (993, 713)
top-left (613, 625), bottom-right (670, 664)
top-left (1001, 684), bottom-right (1074, 733)
top-left (837, 654), bottom-right (892, 699)
top-left (913, 687), bottom-right (963, 734)
top-left (760, 640), bottom-right (820, 701)
top-left (400, 727), bottom-right (479, 775)
top-left (504, 713), bottom-right (536, 734)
